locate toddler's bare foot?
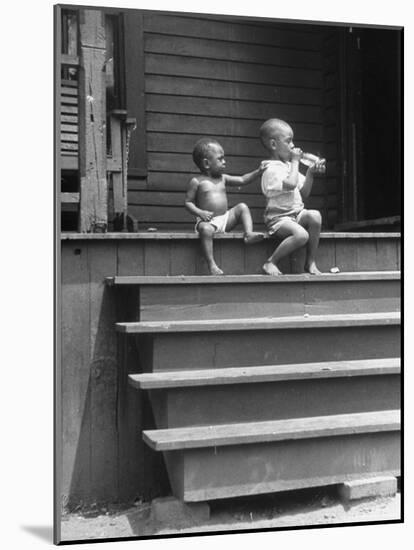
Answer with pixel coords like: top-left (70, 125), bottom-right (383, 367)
top-left (244, 232), bottom-right (265, 245)
top-left (263, 261), bottom-right (282, 276)
top-left (209, 263), bottom-right (224, 275)
top-left (305, 262), bottom-right (322, 275)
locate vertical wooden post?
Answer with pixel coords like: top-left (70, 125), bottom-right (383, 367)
top-left (78, 9), bottom-right (108, 232)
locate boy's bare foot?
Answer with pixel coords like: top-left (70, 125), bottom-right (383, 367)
top-left (209, 263), bottom-right (224, 275)
top-left (244, 232), bottom-right (265, 245)
top-left (305, 262), bottom-right (322, 275)
top-left (263, 261), bottom-right (282, 276)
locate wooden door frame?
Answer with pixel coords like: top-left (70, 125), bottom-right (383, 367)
top-left (338, 26), bottom-right (364, 225)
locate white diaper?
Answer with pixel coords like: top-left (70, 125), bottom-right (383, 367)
top-left (195, 211), bottom-right (229, 233)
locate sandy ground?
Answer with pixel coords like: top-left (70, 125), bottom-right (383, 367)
top-left (60, 487), bottom-right (401, 543)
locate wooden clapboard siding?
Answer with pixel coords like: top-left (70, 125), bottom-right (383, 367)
top-left (143, 14), bottom-right (323, 50)
top-left (147, 132), bottom-right (324, 157)
top-left (146, 95), bottom-right (323, 123)
top-left (130, 14), bottom-right (328, 228)
top-left (145, 54), bottom-right (323, 88)
top-left (146, 74), bottom-right (323, 105)
top-left (144, 34), bottom-right (323, 69)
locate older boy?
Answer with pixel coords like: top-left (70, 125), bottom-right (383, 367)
top-left (185, 138), bottom-right (268, 275)
top-left (259, 118), bottom-right (326, 275)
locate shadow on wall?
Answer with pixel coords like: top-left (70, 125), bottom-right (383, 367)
top-left (61, 242), bottom-right (169, 512)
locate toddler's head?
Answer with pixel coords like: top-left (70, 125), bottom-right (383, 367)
top-left (259, 118), bottom-right (295, 162)
top-left (192, 138), bottom-right (226, 176)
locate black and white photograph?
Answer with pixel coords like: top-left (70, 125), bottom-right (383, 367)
top-left (4, 1), bottom-right (408, 547)
top-left (52, 1), bottom-right (404, 544)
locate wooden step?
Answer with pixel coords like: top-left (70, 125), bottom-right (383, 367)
top-left (143, 410), bottom-right (400, 451)
top-left (123, 312), bottom-right (400, 372)
top-left (107, 272), bottom-right (400, 286)
top-left (108, 271), bottom-right (400, 321)
top-left (64, 231), bottom-right (400, 274)
top-left (143, 411), bottom-right (400, 501)
top-left (131, 358), bottom-right (400, 428)
top-left (129, 357), bottom-right (400, 389)
top-left (116, 311), bottom-right (400, 333)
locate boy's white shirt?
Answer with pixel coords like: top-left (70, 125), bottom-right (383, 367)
top-left (261, 160), bottom-right (306, 224)
top-left (261, 160), bottom-right (305, 195)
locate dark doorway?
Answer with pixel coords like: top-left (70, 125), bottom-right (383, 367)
top-left (359, 28), bottom-right (402, 220)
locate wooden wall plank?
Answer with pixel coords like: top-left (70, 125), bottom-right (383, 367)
top-left (217, 240), bottom-right (246, 275)
top-left (61, 244), bottom-right (92, 508)
top-left (143, 14), bottom-right (322, 50)
top-left (117, 241), bottom-right (145, 276)
top-left (88, 242), bottom-right (119, 500)
top-left (335, 240), bottom-right (359, 272)
top-left (169, 240), bottom-right (198, 276)
top-left (146, 94), bottom-right (322, 123)
top-left (78, 9), bottom-right (108, 232)
top-left (145, 53), bottom-right (323, 88)
top-left (124, 12), bottom-right (147, 177)
top-left (144, 34), bottom-right (323, 68)
top-left (152, 325), bottom-right (400, 371)
top-left (144, 241), bottom-right (172, 275)
top-left (146, 113), bottom-right (323, 141)
top-left (244, 241), bottom-right (267, 274)
top-left (316, 239), bottom-right (336, 273)
top-left (146, 75), bottom-right (323, 105)
top-left (167, 375), bottom-right (400, 426)
top-left (147, 132), bottom-right (324, 157)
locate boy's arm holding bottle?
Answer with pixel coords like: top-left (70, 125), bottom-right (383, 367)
top-left (300, 154), bottom-right (326, 199)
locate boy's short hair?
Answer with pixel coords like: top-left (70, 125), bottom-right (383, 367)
top-left (192, 138), bottom-right (221, 170)
top-left (260, 118), bottom-right (291, 150)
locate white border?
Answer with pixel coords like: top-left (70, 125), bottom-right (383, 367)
top-left (2, 1), bottom-right (410, 549)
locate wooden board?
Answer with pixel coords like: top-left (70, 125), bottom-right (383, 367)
top-left (143, 410), bottom-right (400, 451)
top-left (124, 11), bottom-right (147, 177)
top-left (143, 14), bottom-right (322, 51)
top-left (147, 323), bottom-right (400, 371)
top-left (146, 113), bottom-right (324, 141)
top-left (146, 94), bottom-right (322, 123)
top-left (146, 132), bottom-right (324, 158)
top-left (61, 243), bottom-right (92, 507)
top-left (130, 357), bottom-right (400, 389)
top-left (145, 74), bottom-right (323, 105)
top-left (116, 240), bottom-right (145, 276)
top-left (109, 272), bottom-right (400, 285)
top-left (88, 242), bottom-right (118, 500)
top-left (116, 311), bottom-right (400, 333)
top-left (145, 53), bottom-right (323, 88)
top-left (181, 432), bottom-right (400, 501)
top-left (160, 375), bottom-right (400, 427)
top-left (78, 10), bottom-right (107, 232)
top-left (145, 34), bottom-right (323, 69)
top-left (136, 279), bottom-right (400, 321)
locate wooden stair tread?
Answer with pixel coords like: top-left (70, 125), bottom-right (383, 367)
top-left (106, 271), bottom-right (400, 286)
top-left (62, 231), bottom-right (401, 240)
top-left (116, 311), bottom-right (400, 333)
top-left (143, 410), bottom-right (400, 451)
top-left (129, 357), bottom-right (400, 390)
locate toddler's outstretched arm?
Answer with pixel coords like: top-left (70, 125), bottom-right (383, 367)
top-left (225, 161), bottom-right (270, 187)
